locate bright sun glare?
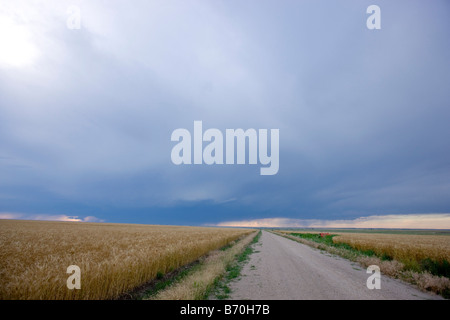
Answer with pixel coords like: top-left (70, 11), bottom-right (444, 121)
top-left (0, 16), bottom-right (38, 68)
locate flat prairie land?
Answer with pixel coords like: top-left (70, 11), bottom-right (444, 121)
top-left (278, 229), bottom-right (450, 269)
top-left (332, 232), bottom-right (450, 265)
top-left (0, 219), bottom-right (252, 300)
top-left (277, 229), bottom-right (450, 297)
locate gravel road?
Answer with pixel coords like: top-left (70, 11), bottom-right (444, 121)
top-left (228, 231), bottom-right (442, 300)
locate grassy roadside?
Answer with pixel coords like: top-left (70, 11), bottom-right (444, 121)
top-left (271, 230), bottom-right (450, 299)
top-left (142, 230), bottom-right (259, 300)
top-left (288, 233), bottom-right (450, 277)
top-left (210, 230), bottom-right (262, 299)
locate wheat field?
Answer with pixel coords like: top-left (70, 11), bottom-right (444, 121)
top-left (0, 219), bottom-right (252, 300)
top-left (332, 232), bottom-right (450, 266)
top-left (279, 230), bottom-right (450, 265)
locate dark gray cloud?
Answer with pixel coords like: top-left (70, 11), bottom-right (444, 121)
top-left (1, 0), bottom-right (449, 224)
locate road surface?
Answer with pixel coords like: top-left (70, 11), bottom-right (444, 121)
top-left (228, 231), bottom-right (442, 300)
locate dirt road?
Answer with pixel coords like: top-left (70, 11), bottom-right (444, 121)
top-left (228, 231), bottom-right (442, 300)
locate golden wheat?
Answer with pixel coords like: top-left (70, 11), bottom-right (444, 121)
top-left (0, 220), bottom-right (252, 300)
top-left (277, 230), bottom-right (450, 264)
top-left (150, 231), bottom-right (258, 300)
top-left (332, 233), bottom-right (450, 265)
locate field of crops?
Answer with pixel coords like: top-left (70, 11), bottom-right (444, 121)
top-left (0, 220), bottom-right (252, 300)
top-left (332, 232), bottom-right (450, 270)
top-left (279, 229), bottom-right (450, 275)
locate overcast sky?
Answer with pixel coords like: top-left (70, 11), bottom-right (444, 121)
top-left (1, 0), bottom-right (450, 228)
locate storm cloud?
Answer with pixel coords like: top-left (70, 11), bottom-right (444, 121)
top-left (1, 0), bottom-right (449, 226)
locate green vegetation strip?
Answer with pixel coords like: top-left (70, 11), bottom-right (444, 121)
top-left (119, 253), bottom-right (207, 300)
top-left (290, 233), bottom-right (382, 259)
top-left (211, 230), bottom-right (262, 300)
top-left (139, 263), bottom-right (201, 300)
